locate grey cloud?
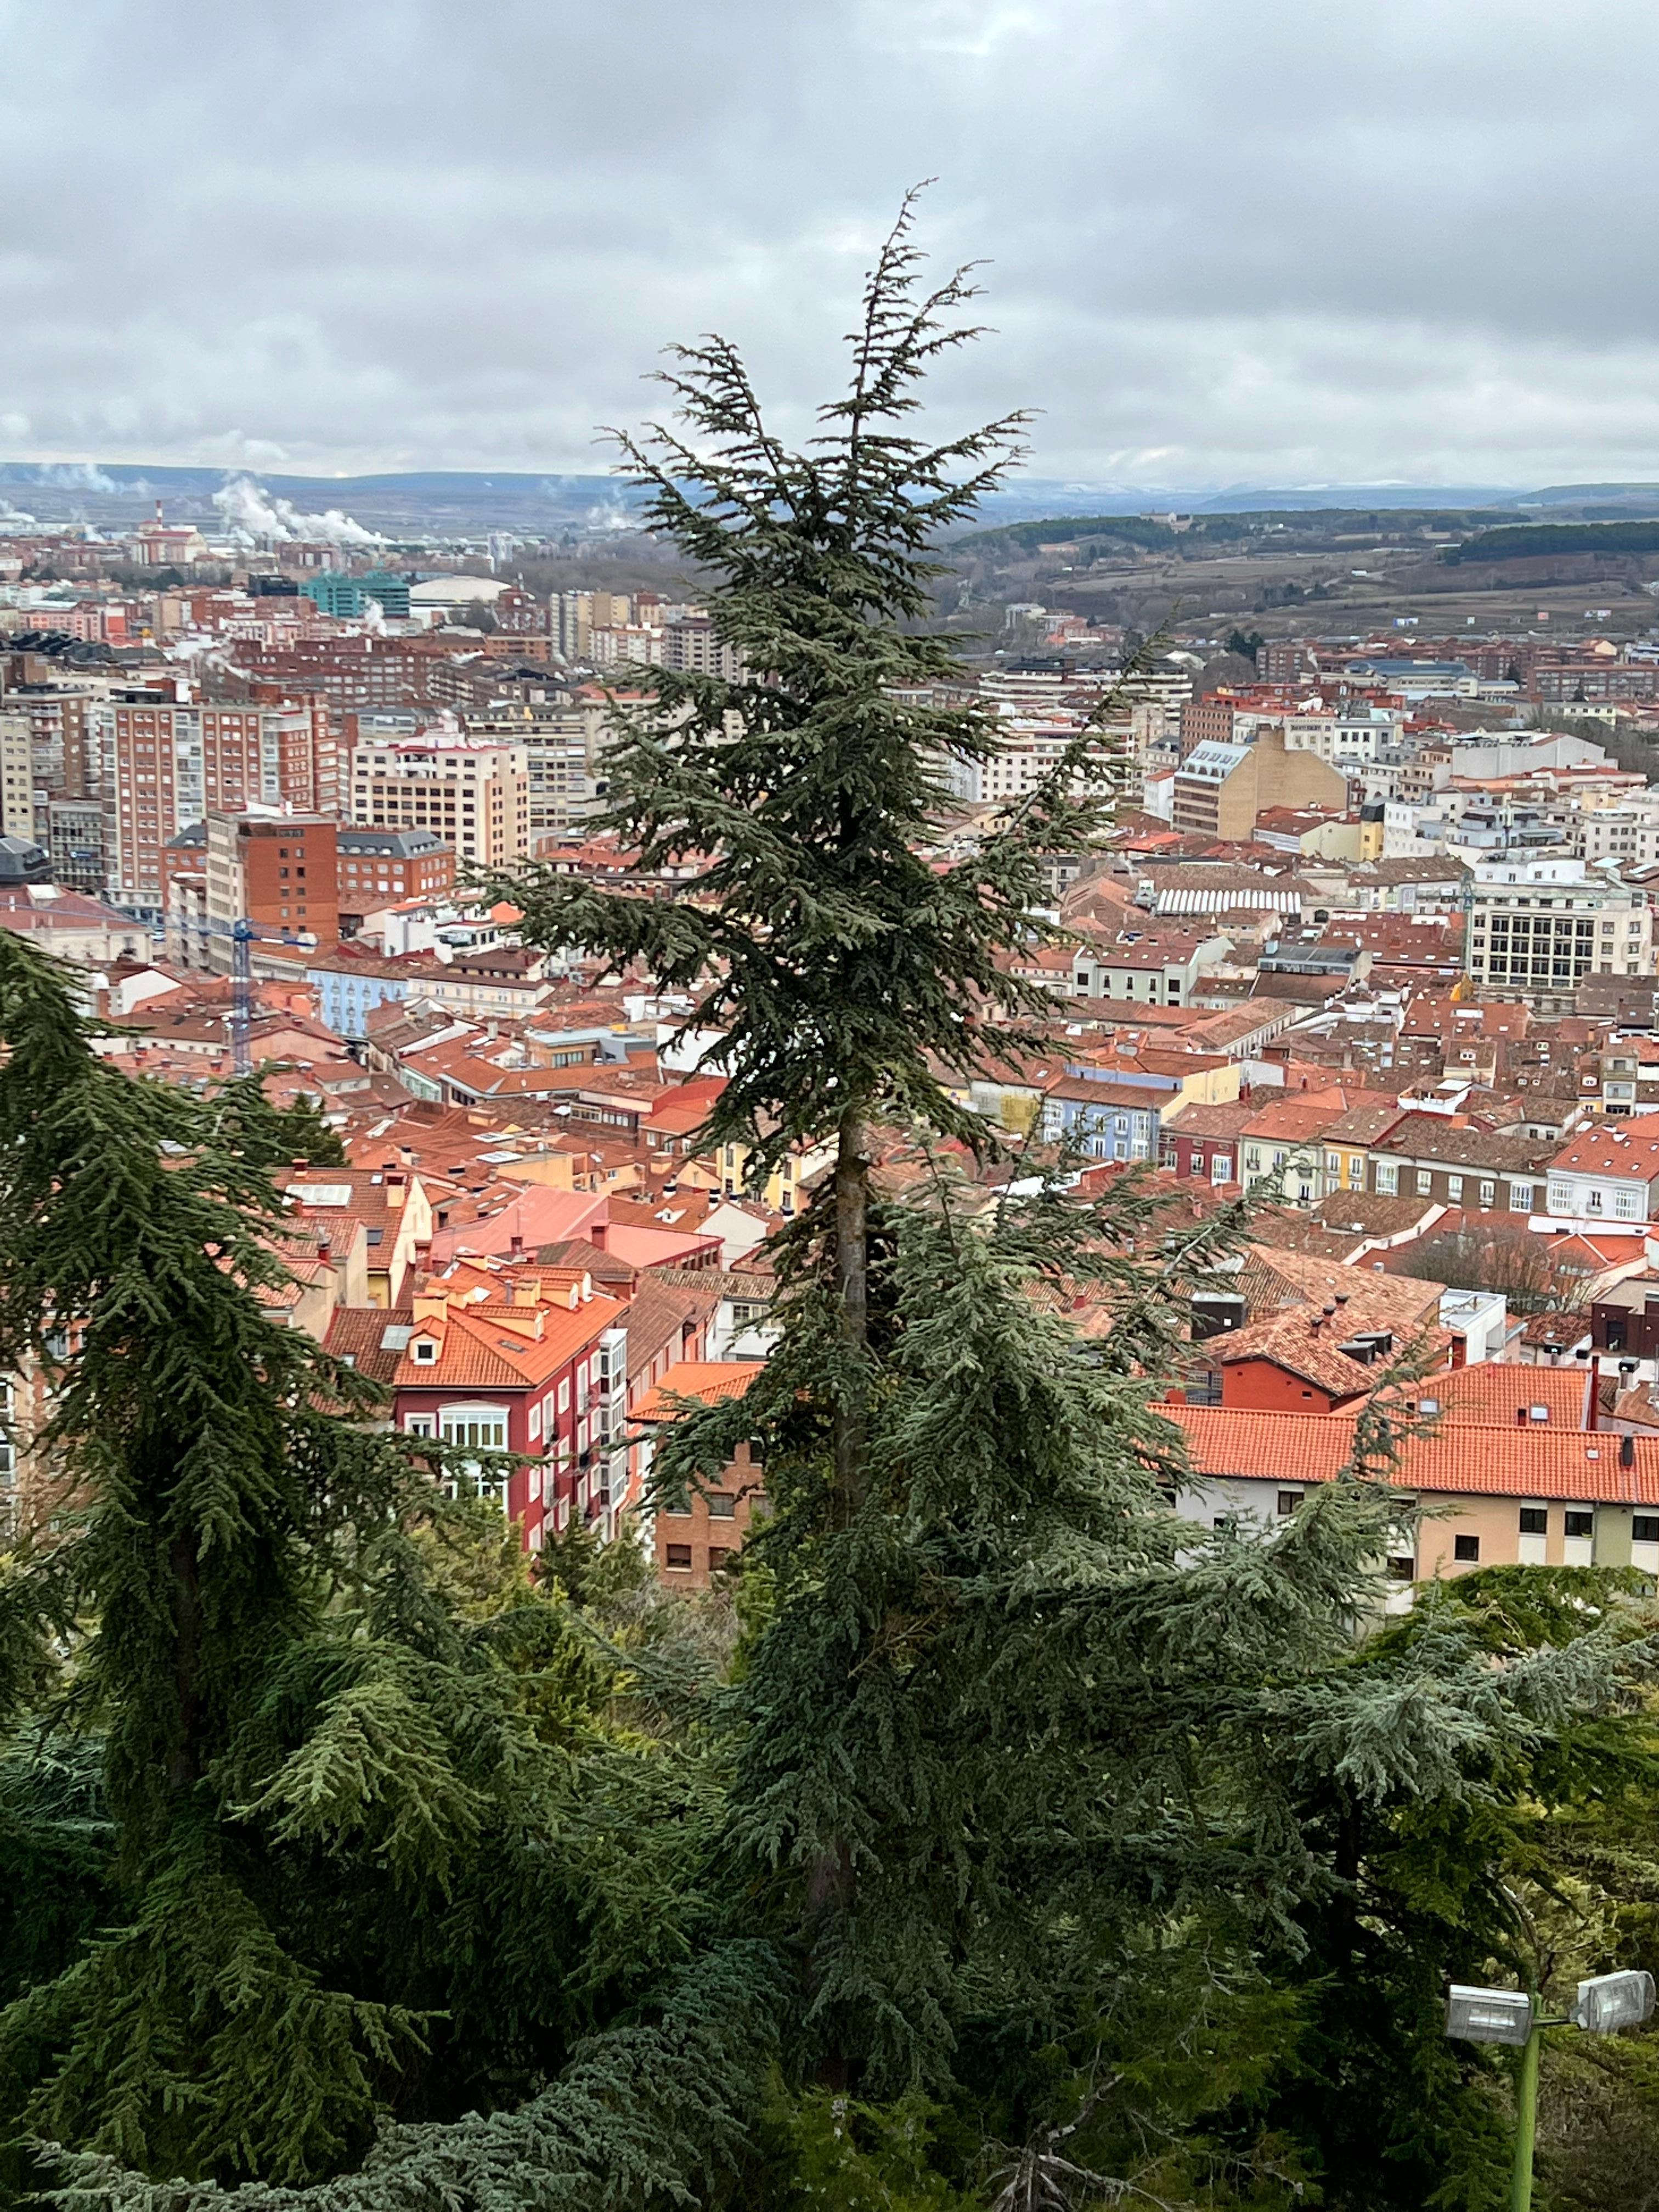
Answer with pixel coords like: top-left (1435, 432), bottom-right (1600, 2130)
top-left (2, 0), bottom-right (1658, 487)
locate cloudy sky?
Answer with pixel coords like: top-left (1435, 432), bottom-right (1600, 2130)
top-left (2, 0), bottom-right (1656, 492)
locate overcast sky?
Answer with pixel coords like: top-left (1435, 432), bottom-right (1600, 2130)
top-left (2, 0), bottom-right (1657, 492)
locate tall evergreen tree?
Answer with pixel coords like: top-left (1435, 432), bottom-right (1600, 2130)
top-left (496, 190), bottom-right (1122, 1492)
top-left (0, 933), bottom-right (769, 2206)
top-left (498, 191), bottom-right (1659, 2202)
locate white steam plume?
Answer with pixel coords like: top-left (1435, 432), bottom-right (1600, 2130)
top-left (0, 499), bottom-right (38, 531)
top-left (212, 473), bottom-right (386, 550)
top-left (32, 461), bottom-right (117, 493)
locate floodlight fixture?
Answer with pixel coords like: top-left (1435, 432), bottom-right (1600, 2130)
top-left (1445, 1985), bottom-right (1535, 2046)
top-left (1572, 1970), bottom-right (1656, 2036)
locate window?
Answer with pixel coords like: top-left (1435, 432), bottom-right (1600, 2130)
top-left (664, 1544), bottom-right (693, 1570)
top-left (1244, 1148), bottom-right (1261, 1173)
top-left (411, 1338), bottom-right (437, 1363)
top-left (1510, 1184), bottom-right (1534, 1213)
top-left (1564, 1510), bottom-right (1594, 1539)
top-left (1634, 1516), bottom-right (1659, 1543)
top-left (1211, 1154), bottom-right (1233, 1184)
top-left (708, 1547), bottom-right (733, 1572)
top-left (1479, 1181), bottom-right (1496, 1207)
top-left (404, 1414), bottom-right (433, 1437)
top-left (1276, 1491), bottom-right (1303, 1516)
top-left (1453, 1533), bottom-right (1480, 1563)
top-left (707, 1492), bottom-right (737, 1518)
top-left (1376, 1163), bottom-right (1398, 1195)
top-left (1387, 1556), bottom-right (1415, 1581)
top-left (1446, 1174), bottom-right (1463, 1201)
top-left (441, 1412), bottom-right (507, 1451)
top-left (1326, 1152), bottom-right (1341, 1177)
top-left (1416, 1169), bottom-right (1433, 1195)
top-left (1519, 1508), bottom-right (1547, 1536)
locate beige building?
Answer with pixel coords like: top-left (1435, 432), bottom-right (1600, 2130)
top-left (349, 731), bottom-right (530, 871)
top-left (1171, 726), bottom-right (1348, 840)
top-left (1466, 861), bottom-right (1652, 996)
top-left (0, 709), bottom-right (36, 843)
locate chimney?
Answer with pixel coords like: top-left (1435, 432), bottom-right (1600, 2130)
top-left (292, 1156), bottom-right (309, 1173)
top-left (414, 1239), bottom-right (432, 1268)
top-left (510, 1232), bottom-right (524, 1258)
top-left (589, 1220), bottom-right (607, 1251)
top-left (1622, 1433), bottom-right (1637, 1470)
top-left (1583, 1350), bottom-right (1599, 1430)
top-left (385, 1172), bottom-right (408, 1211)
top-left (317, 1237), bottom-right (331, 1265)
top-left (413, 1288), bottom-right (449, 1329)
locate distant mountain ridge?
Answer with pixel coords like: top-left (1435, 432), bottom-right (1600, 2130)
top-left (7, 460), bottom-right (1659, 536)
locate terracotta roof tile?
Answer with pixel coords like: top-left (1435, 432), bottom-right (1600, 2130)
top-left (631, 1360), bottom-right (761, 1423)
top-left (1172, 1401), bottom-right (1659, 1503)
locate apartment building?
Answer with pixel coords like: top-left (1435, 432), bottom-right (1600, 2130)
top-left (201, 812), bottom-right (338, 962)
top-left (1170, 726), bottom-right (1347, 840)
top-left (336, 828), bottom-right (455, 918)
top-left (348, 730), bottom-right (530, 870)
top-left (1465, 861), bottom-right (1652, 998)
top-left (1169, 1403), bottom-right (1659, 1583)
top-left (1544, 1125), bottom-right (1659, 1225)
top-left (1369, 1114), bottom-right (1554, 1216)
top-left (96, 692), bottom-right (338, 910)
top-left (0, 708), bottom-right (35, 842)
top-left (1575, 799), bottom-right (1659, 870)
top-left (469, 702), bottom-right (611, 839)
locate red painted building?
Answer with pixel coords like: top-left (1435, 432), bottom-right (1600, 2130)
top-left (1216, 1303), bottom-right (1454, 1414)
top-left (391, 1261), bottom-right (627, 1550)
top-left (1162, 1101), bottom-right (1253, 1187)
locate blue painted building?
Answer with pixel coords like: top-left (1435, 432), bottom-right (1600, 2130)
top-left (1039, 1077), bottom-right (1164, 1162)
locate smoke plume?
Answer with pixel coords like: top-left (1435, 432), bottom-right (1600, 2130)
top-left (212, 473), bottom-right (386, 549)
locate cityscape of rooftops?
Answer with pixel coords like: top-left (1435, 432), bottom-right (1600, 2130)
top-left (3, 6), bottom-right (1659, 2209)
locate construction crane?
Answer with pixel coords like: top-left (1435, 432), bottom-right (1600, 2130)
top-left (230, 918), bottom-right (255, 1076)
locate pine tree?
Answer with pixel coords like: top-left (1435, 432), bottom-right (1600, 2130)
top-left (498, 194), bottom-right (1659, 2198)
top-left (494, 189), bottom-right (1126, 1496)
top-left (0, 934), bottom-right (758, 2205)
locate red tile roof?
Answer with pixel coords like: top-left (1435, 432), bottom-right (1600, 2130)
top-left (631, 1361), bottom-right (761, 1423)
top-left (395, 1289), bottom-right (626, 1391)
top-left (1550, 1126), bottom-right (1659, 1180)
top-left (1431, 1364), bottom-right (1590, 1427)
top-left (1169, 1402), bottom-right (1659, 1502)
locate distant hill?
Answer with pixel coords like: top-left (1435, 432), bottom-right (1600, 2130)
top-left (10, 458), bottom-right (1659, 541)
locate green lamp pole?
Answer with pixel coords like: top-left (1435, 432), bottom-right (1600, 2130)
top-left (1509, 2001), bottom-right (1544, 2212)
top-left (1447, 1973), bottom-right (1655, 2212)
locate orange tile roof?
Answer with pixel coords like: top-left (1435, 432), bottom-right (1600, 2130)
top-left (1238, 1247), bottom-right (1444, 1333)
top-left (395, 1289), bottom-right (626, 1391)
top-left (1550, 1125), bottom-right (1659, 1180)
top-left (1431, 1364), bottom-right (1590, 1428)
top-left (1216, 1309), bottom-right (1392, 1400)
top-left (631, 1361), bottom-right (761, 1423)
top-left (1169, 1402), bottom-right (1659, 1503)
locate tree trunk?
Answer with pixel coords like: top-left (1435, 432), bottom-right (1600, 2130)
top-left (167, 1521), bottom-right (206, 1795)
top-left (833, 1108), bottom-right (870, 1510)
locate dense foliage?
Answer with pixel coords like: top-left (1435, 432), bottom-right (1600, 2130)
top-left (0, 200), bottom-right (1655, 2212)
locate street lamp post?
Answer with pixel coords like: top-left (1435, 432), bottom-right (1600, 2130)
top-left (1446, 1972), bottom-right (1656, 2212)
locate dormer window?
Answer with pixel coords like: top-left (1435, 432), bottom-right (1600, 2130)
top-left (411, 1337), bottom-right (438, 1363)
